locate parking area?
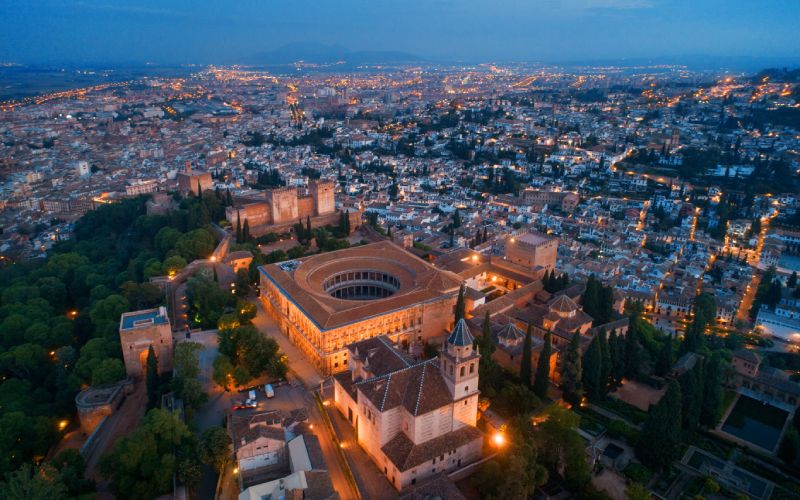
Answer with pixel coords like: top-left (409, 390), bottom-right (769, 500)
top-left (228, 379), bottom-right (310, 419)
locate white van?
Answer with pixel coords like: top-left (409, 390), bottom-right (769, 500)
top-left (264, 384), bottom-right (275, 399)
top-left (248, 389), bottom-right (256, 401)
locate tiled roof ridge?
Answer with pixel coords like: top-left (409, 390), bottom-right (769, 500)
top-left (377, 335), bottom-right (413, 367)
top-left (380, 371), bottom-right (393, 410)
top-left (354, 358), bottom-right (438, 395)
top-left (414, 362), bottom-right (428, 415)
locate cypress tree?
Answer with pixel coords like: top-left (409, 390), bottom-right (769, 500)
top-left (344, 210), bottom-right (351, 234)
top-left (454, 284), bottom-right (466, 322)
top-left (296, 218), bottom-right (305, 243)
top-left (306, 215), bottom-right (312, 236)
top-left (636, 380), bottom-right (682, 470)
top-left (243, 219), bottom-right (251, 242)
top-left (556, 273), bottom-right (567, 292)
top-left (582, 336), bottom-right (603, 400)
top-left (212, 264), bottom-right (218, 282)
top-left (387, 225), bottom-right (392, 238)
top-left (482, 227), bottom-right (488, 243)
top-left (788, 271), bottom-right (798, 289)
top-left (700, 352), bottom-right (724, 427)
top-left (624, 316), bottom-right (641, 380)
top-left (680, 320), bottom-right (702, 355)
top-left (236, 211), bottom-right (242, 244)
top-left (480, 311), bottom-right (494, 355)
top-left (608, 329), bottom-right (624, 386)
top-left (197, 180), bottom-right (202, 197)
top-left (533, 330), bottom-right (551, 398)
top-left (599, 286), bottom-right (614, 325)
top-left (598, 328), bottom-right (611, 393)
top-left (146, 345), bottom-right (159, 408)
top-left (582, 276), bottom-right (599, 320)
top-left (655, 335), bottom-right (674, 377)
top-left (561, 332), bottom-right (583, 406)
top-left (679, 359), bottom-right (704, 434)
top-left (520, 323), bottom-right (533, 388)
top-left (226, 189), bottom-right (233, 207)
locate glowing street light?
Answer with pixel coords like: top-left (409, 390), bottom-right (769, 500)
top-left (492, 432), bottom-right (506, 447)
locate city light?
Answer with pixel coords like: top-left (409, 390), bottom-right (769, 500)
top-left (492, 432), bottom-right (506, 447)
top-left (1, 22), bottom-right (796, 499)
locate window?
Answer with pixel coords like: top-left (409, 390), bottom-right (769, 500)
top-left (469, 363), bottom-right (475, 374)
top-left (465, 386), bottom-right (469, 392)
top-left (460, 366), bottom-right (465, 377)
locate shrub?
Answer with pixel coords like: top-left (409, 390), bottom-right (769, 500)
top-left (623, 462), bottom-right (653, 484)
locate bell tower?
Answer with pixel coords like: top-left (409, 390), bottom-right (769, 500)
top-left (439, 319), bottom-right (480, 401)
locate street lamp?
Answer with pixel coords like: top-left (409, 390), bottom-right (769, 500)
top-left (492, 432), bottom-right (506, 447)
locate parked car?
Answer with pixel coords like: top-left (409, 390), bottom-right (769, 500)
top-left (232, 398), bottom-right (258, 411)
top-left (264, 384), bottom-right (275, 399)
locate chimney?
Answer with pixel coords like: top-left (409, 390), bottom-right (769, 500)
top-left (185, 161), bottom-right (192, 174)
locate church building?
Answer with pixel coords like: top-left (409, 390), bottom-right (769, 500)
top-left (333, 320), bottom-right (483, 491)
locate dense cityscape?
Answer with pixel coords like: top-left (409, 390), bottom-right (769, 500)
top-left (2, 2), bottom-right (800, 500)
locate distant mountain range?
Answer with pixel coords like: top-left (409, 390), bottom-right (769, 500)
top-left (549, 55), bottom-right (800, 73)
top-left (248, 43), bottom-right (424, 65)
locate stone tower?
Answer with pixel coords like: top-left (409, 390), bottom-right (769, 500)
top-left (310, 179), bottom-right (335, 216)
top-left (265, 187), bottom-right (299, 225)
top-left (119, 307), bottom-right (173, 378)
top-left (439, 319), bottom-right (480, 429)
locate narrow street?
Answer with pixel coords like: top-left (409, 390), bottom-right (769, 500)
top-left (182, 330), bottom-right (233, 500)
top-left (321, 381), bottom-right (400, 500)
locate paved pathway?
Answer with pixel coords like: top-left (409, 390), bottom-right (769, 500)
top-left (251, 299), bottom-right (323, 388)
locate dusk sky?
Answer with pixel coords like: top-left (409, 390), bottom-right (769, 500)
top-left (1, 0), bottom-right (799, 65)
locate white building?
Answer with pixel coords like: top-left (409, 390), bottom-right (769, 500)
top-left (333, 320), bottom-right (483, 491)
top-left (229, 411), bottom-right (287, 473)
top-left (76, 161), bottom-right (91, 178)
top-left (756, 304), bottom-right (800, 343)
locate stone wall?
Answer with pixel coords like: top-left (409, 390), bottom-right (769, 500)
top-left (75, 379), bottom-right (134, 434)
